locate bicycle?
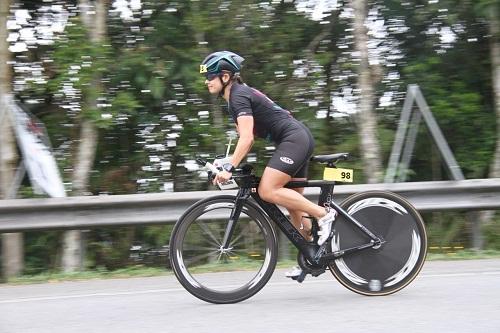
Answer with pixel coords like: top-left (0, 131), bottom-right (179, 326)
top-left (169, 153), bottom-right (427, 304)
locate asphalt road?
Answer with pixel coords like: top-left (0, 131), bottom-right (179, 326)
top-left (0, 259), bottom-right (499, 333)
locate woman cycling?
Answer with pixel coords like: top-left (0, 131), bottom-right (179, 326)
top-left (200, 51), bottom-right (337, 279)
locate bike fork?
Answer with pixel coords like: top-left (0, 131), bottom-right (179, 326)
top-left (221, 188), bottom-right (251, 249)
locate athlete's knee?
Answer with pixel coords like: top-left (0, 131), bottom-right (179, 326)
top-left (258, 184), bottom-right (278, 203)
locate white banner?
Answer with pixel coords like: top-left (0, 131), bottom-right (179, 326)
top-left (6, 96), bottom-right (66, 198)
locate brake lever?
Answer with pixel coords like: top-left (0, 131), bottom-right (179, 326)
top-left (207, 171), bottom-right (216, 182)
top-left (196, 157), bottom-right (208, 166)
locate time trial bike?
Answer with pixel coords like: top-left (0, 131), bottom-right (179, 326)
top-left (169, 153), bottom-right (427, 304)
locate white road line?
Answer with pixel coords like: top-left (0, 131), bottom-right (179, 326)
top-left (0, 288), bottom-right (186, 304)
top-left (1, 270), bottom-right (499, 304)
top-left (420, 271), bottom-right (500, 278)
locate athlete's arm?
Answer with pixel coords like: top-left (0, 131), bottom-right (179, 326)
top-left (213, 115), bottom-right (253, 185)
top-left (230, 115), bottom-right (254, 167)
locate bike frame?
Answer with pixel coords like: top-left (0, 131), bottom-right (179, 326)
top-left (222, 175), bottom-right (383, 265)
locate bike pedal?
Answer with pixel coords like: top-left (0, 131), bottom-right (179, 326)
top-left (293, 271), bottom-right (307, 283)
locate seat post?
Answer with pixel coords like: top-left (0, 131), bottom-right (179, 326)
top-left (318, 183), bottom-right (335, 207)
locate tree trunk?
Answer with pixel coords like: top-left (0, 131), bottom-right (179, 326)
top-left (488, 10), bottom-right (500, 181)
top-left (72, 119), bottom-right (99, 195)
top-left (478, 8), bottom-right (500, 234)
top-left (351, 0), bottom-right (383, 183)
top-left (75, 0), bottom-right (107, 192)
top-left (0, 0), bottom-right (24, 280)
top-left (62, 0), bottom-right (106, 272)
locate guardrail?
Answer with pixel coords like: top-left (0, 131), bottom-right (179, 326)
top-left (0, 178), bottom-right (499, 233)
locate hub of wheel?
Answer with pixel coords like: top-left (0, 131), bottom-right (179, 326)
top-left (218, 246), bottom-right (233, 254)
top-left (371, 237), bottom-right (385, 250)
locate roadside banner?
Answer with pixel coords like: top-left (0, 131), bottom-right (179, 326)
top-left (5, 95), bottom-right (66, 198)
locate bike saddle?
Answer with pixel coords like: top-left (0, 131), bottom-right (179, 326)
top-left (310, 153), bottom-right (349, 164)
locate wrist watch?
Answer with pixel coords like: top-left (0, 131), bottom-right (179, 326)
top-left (222, 163), bottom-right (235, 173)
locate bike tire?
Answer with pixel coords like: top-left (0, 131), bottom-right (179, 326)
top-left (328, 190), bottom-right (427, 296)
top-left (169, 195), bottom-right (278, 304)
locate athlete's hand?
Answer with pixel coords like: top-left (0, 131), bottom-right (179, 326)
top-left (213, 170), bottom-right (232, 185)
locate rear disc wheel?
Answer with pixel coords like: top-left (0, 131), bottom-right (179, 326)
top-left (328, 191), bottom-right (427, 296)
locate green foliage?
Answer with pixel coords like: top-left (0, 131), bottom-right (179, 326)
top-left (23, 231), bottom-right (63, 275)
top-left (87, 227), bottom-right (136, 270)
top-left (424, 212), bottom-right (469, 250)
top-left (49, 20), bottom-right (107, 106)
top-left (484, 215), bottom-right (500, 250)
top-left (94, 91), bottom-right (141, 129)
top-left (474, 0), bottom-right (500, 17)
top-left (139, 225), bottom-right (173, 249)
top-left (401, 33), bottom-right (495, 179)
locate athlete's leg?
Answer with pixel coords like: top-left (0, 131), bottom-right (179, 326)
top-left (258, 167), bottom-right (326, 228)
top-left (262, 121), bottom-right (335, 248)
top-left (288, 180), bottom-right (312, 241)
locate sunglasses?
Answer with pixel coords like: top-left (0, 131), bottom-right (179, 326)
top-left (205, 73), bottom-right (220, 81)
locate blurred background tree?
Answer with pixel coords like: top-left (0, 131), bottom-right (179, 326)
top-left (1, 0), bottom-right (24, 280)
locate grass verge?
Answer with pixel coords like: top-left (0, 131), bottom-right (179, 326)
top-left (6, 266), bottom-right (169, 285)
top-left (426, 249), bottom-right (500, 260)
top-left (4, 249), bottom-right (500, 285)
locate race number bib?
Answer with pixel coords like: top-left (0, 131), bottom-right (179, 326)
top-left (323, 167), bottom-right (354, 183)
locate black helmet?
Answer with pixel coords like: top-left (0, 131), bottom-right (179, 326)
top-left (200, 51), bottom-right (244, 77)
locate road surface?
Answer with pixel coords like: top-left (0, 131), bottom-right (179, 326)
top-left (0, 259), bottom-right (499, 333)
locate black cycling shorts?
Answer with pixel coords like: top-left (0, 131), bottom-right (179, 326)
top-left (267, 120), bottom-right (315, 178)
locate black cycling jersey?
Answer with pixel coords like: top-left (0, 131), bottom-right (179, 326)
top-left (227, 83), bottom-right (315, 177)
top-left (228, 83), bottom-right (294, 141)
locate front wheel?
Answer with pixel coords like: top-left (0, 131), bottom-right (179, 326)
top-left (328, 191), bottom-right (427, 296)
top-left (169, 195), bottom-right (278, 304)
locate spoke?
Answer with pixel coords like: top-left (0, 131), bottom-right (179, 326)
top-left (228, 248), bottom-right (265, 258)
top-left (195, 220), bottom-right (223, 247)
top-left (226, 249), bottom-right (247, 258)
top-left (182, 245), bottom-right (220, 252)
top-left (184, 250), bottom-right (219, 267)
top-left (217, 252), bottom-right (240, 263)
top-left (228, 223), bottom-right (253, 248)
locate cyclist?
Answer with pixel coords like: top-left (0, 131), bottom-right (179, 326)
top-left (200, 51), bottom-right (337, 279)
